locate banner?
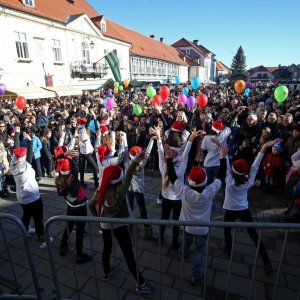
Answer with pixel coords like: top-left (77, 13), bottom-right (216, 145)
top-left (104, 50), bottom-right (122, 82)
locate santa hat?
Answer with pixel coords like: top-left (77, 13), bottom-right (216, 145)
top-left (77, 118), bottom-right (87, 125)
top-left (101, 125), bottom-right (109, 136)
top-left (97, 165), bottom-right (124, 215)
top-left (97, 145), bottom-right (111, 163)
top-left (54, 146), bottom-right (67, 158)
top-left (129, 146), bottom-right (142, 159)
top-left (232, 159), bottom-right (249, 176)
top-left (13, 147), bottom-right (27, 160)
top-left (291, 151), bottom-right (300, 168)
top-left (171, 121), bottom-right (186, 133)
top-left (212, 120), bottom-right (224, 133)
top-left (188, 166), bottom-right (207, 187)
top-left (100, 119), bottom-right (109, 126)
top-left (56, 158), bottom-right (71, 175)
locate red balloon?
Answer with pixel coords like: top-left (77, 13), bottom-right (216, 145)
top-left (197, 94), bottom-right (208, 108)
top-left (16, 96), bottom-right (27, 110)
top-left (151, 95), bottom-right (162, 107)
top-left (159, 85), bottom-right (170, 100)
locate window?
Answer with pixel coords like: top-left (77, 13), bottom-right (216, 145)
top-left (133, 59), bottom-right (138, 74)
top-left (146, 61), bottom-right (151, 74)
top-left (186, 49), bottom-right (190, 55)
top-left (15, 31), bottom-right (29, 59)
top-left (191, 67), bottom-right (196, 76)
top-left (163, 63), bottom-right (167, 75)
top-left (100, 21), bottom-right (106, 32)
top-left (263, 73), bottom-right (267, 78)
top-left (82, 49), bottom-right (90, 64)
top-left (23, 0), bottom-right (35, 7)
top-left (52, 39), bottom-right (62, 62)
top-left (257, 73), bottom-right (262, 78)
top-left (152, 62), bottom-right (157, 74)
top-left (158, 62), bottom-right (162, 75)
top-left (140, 60), bottom-right (145, 74)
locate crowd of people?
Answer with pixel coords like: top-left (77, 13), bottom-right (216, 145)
top-left (1, 81), bottom-right (300, 293)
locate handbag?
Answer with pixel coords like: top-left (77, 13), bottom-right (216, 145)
top-left (77, 184), bottom-right (87, 201)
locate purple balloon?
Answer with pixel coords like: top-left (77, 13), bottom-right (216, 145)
top-left (186, 96), bottom-right (196, 109)
top-left (105, 97), bottom-right (115, 111)
top-left (177, 93), bottom-right (187, 105)
top-left (0, 83), bottom-right (6, 95)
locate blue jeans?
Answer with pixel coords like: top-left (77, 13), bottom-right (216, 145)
top-left (204, 166), bottom-right (220, 185)
top-left (183, 231), bottom-right (207, 279)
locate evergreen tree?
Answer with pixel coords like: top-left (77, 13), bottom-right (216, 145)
top-left (231, 46), bottom-right (247, 73)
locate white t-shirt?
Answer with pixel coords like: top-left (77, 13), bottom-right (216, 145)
top-left (201, 127), bottom-right (231, 167)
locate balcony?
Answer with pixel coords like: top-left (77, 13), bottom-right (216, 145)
top-left (71, 61), bottom-right (108, 79)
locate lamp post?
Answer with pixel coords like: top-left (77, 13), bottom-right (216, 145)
top-left (82, 37), bottom-right (95, 49)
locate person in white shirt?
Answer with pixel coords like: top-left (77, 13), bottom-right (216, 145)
top-left (166, 143), bottom-right (227, 288)
top-left (223, 139), bottom-right (278, 275)
top-left (201, 120), bottom-right (231, 184)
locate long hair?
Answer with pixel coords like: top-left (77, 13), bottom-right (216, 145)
top-left (55, 173), bottom-right (75, 195)
top-left (102, 134), bottom-right (114, 147)
top-left (163, 171), bottom-right (170, 191)
top-left (165, 131), bottom-right (182, 147)
top-left (232, 172), bottom-right (248, 186)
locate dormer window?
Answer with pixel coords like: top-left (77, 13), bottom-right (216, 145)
top-left (100, 20), bottom-right (106, 32)
top-left (23, 0), bottom-right (35, 7)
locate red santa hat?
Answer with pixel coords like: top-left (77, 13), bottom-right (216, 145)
top-left (100, 119), bottom-right (109, 126)
top-left (13, 147), bottom-right (27, 160)
top-left (212, 120), bottom-right (224, 133)
top-left (129, 146), bottom-right (142, 159)
top-left (232, 159), bottom-right (249, 176)
top-left (97, 165), bottom-right (124, 215)
top-left (77, 118), bottom-right (87, 125)
top-left (101, 125), bottom-right (109, 136)
top-left (97, 145), bottom-right (111, 163)
top-left (171, 121), bottom-right (186, 133)
top-left (188, 166), bottom-right (207, 187)
top-left (56, 158), bottom-right (71, 175)
top-left (54, 146), bottom-right (67, 158)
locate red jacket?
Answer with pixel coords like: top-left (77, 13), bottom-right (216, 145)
top-left (263, 153), bottom-right (282, 177)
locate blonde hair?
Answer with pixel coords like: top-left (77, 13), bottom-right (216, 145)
top-left (102, 134), bottom-right (114, 147)
top-left (163, 171), bottom-right (170, 191)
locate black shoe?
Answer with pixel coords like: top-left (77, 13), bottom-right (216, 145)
top-left (59, 245), bottom-right (68, 256)
top-left (9, 186), bottom-right (16, 192)
top-left (76, 253), bottom-right (92, 264)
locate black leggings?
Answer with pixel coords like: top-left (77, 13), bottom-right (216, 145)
top-left (79, 153), bottom-right (98, 186)
top-left (102, 226), bottom-right (145, 284)
top-left (224, 209), bottom-right (267, 255)
top-left (21, 198), bottom-right (44, 238)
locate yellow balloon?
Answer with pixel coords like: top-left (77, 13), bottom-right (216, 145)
top-left (234, 80), bottom-right (246, 94)
top-left (124, 79), bottom-right (130, 88)
top-left (114, 87), bottom-right (119, 94)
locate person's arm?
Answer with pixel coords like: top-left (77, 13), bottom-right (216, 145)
top-left (140, 137), bottom-right (154, 168)
top-left (13, 127), bottom-right (21, 148)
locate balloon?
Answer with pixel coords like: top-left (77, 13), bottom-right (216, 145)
top-left (177, 94), bottom-right (187, 105)
top-left (159, 85), bottom-right (170, 101)
top-left (274, 85), bottom-right (289, 103)
top-left (191, 77), bottom-right (200, 90)
top-left (151, 95), bottom-right (162, 107)
top-left (113, 87), bottom-right (119, 94)
top-left (107, 88), bottom-right (113, 96)
top-left (105, 98), bottom-right (115, 111)
top-left (114, 82), bottom-right (119, 88)
top-left (89, 120), bottom-right (100, 133)
top-left (186, 96), bottom-right (196, 110)
top-left (119, 85), bottom-right (124, 91)
top-left (16, 96), bottom-right (27, 110)
top-left (146, 86), bottom-right (156, 98)
top-left (175, 76), bottom-right (180, 84)
top-left (256, 88), bottom-right (260, 93)
top-left (245, 88), bottom-right (250, 94)
top-left (0, 83), bottom-right (6, 95)
top-left (133, 104), bottom-right (142, 116)
top-left (244, 91), bottom-right (249, 97)
top-left (197, 94), bottom-right (208, 108)
top-left (124, 79), bottom-right (130, 88)
top-left (234, 80), bottom-right (246, 94)
top-left (182, 87), bottom-right (189, 95)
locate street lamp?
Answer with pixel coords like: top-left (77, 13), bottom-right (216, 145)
top-left (82, 37), bottom-right (95, 49)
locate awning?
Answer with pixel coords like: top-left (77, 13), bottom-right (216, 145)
top-left (43, 86), bottom-right (82, 97)
top-left (5, 86), bottom-right (56, 99)
top-left (72, 84), bottom-right (101, 91)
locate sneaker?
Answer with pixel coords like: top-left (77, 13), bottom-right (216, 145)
top-left (188, 276), bottom-right (204, 288)
top-left (76, 253), bottom-right (92, 264)
top-left (136, 281), bottom-right (153, 294)
top-left (37, 178), bottom-right (43, 183)
top-left (26, 227), bottom-right (36, 236)
top-left (39, 236), bottom-right (53, 249)
top-left (103, 273), bottom-right (111, 281)
top-left (9, 186), bottom-right (16, 192)
top-left (156, 197), bottom-right (162, 205)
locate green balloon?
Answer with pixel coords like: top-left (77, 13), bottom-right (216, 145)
top-left (114, 82), bottom-right (119, 88)
top-left (274, 85), bottom-right (289, 103)
top-left (133, 104), bottom-right (142, 116)
top-left (119, 85), bottom-right (124, 91)
top-left (146, 86), bottom-right (156, 98)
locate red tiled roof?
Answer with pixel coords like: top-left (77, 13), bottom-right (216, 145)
top-left (172, 38), bottom-right (213, 56)
top-left (265, 67), bottom-right (278, 73)
top-left (0, 0), bottom-right (187, 66)
top-left (216, 61), bottom-right (230, 71)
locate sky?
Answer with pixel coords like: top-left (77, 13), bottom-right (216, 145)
top-left (89, 0), bottom-right (299, 68)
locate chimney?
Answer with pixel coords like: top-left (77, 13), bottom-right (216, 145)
top-left (193, 39), bottom-right (198, 45)
top-left (150, 34), bottom-right (155, 39)
top-left (160, 37), bottom-right (164, 43)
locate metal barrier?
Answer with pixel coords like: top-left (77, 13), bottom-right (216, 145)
top-left (43, 216), bottom-right (300, 300)
top-left (0, 213), bottom-right (44, 300)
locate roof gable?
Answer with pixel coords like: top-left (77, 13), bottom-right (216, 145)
top-left (172, 38), bottom-right (212, 56)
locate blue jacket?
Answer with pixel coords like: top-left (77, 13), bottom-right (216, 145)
top-left (32, 136), bottom-right (42, 159)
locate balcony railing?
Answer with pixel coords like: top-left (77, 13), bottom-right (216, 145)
top-left (71, 61), bottom-right (109, 79)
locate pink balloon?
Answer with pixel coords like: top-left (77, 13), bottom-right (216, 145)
top-left (177, 94), bottom-right (187, 105)
top-left (105, 98), bottom-right (115, 111)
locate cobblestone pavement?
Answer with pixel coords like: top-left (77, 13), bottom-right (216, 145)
top-left (0, 171), bottom-right (300, 300)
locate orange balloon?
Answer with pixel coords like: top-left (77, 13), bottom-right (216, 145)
top-left (234, 80), bottom-right (246, 94)
top-left (124, 79), bottom-right (130, 88)
top-left (113, 87), bottom-right (119, 94)
top-left (151, 95), bottom-right (162, 107)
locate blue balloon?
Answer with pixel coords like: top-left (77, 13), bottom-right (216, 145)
top-left (191, 77), bottom-right (200, 90)
top-left (89, 120), bottom-right (100, 133)
top-left (103, 97), bottom-right (108, 107)
top-left (244, 92), bottom-right (249, 97)
top-left (175, 76), bottom-right (180, 84)
top-left (182, 87), bottom-right (189, 95)
top-left (245, 88), bottom-right (250, 94)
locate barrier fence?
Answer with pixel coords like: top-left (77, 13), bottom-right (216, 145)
top-left (1, 213), bottom-right (300, 300)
